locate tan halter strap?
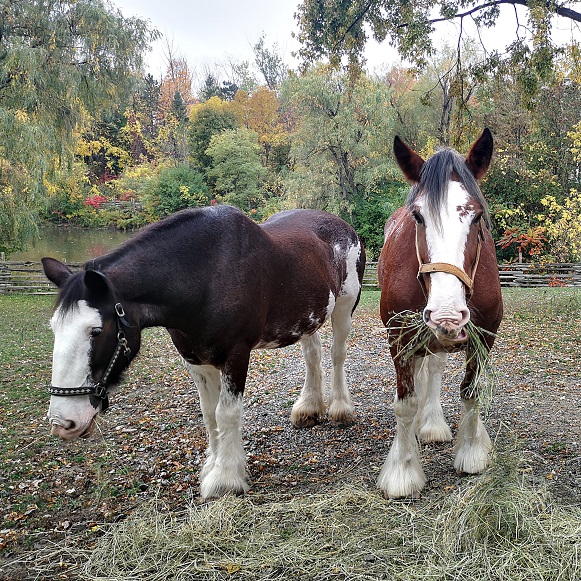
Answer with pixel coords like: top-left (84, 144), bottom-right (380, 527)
top-left (415, 222), bottom-right (483, 299)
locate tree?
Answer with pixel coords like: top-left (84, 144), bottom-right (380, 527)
top-left (148, 165), bottom-right (209, 217)
top-left (206, 128), bottom-right (268, 214)
top-left (295, 1), bottom-right (581, 73)
top-left (280, 65), bottom-right (395, 214)
top-left (253, 33), bottom-right (288, 90)
top-left (200, 74), bottom-right (225, 101)
top-left (231, 87), bottom-right (289, 168)
top-left (159, 42), bottom-right (196, 111)
top-left (199, 74), bottom-right (239, 101)
top-left (0, 0), bottom-right (156, 254)
top-left (122, 74), bottom-right (163, 163)
top-left (188, 99), bottom-right (239, 170)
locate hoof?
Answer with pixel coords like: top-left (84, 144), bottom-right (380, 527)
top-left (417, 421), bottom-right (453, 443)
top-left (291, 413), bottom-right (321, 428)
top-left (200, 467), bottom-right (249, 500)
top-left (327, 411), bottom-right (356, 427)
top-left (327, 401), bottom-right (355, 426)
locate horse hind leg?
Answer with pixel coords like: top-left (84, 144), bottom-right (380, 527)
top-left (182, 361), bottom-right (221, 480)
top-left (326, 295), bottom-right (355, 425)
top-left (291, 331), bottom-right (325, 428)
top-left (415, 353), bottom-right (452, 443)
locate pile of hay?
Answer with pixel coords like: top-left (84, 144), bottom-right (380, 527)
top-left (76, 443), bottom-right (580, 581)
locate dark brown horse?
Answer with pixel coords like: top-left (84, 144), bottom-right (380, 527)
top-left (42, 205), bottom-right (366, 499)
top-left (377, 129), bottom-right (503, 498)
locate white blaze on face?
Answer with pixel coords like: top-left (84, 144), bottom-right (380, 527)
top-left (48, 300), bottom-right (102, 439)
top-left (420, 182), bottom-right (474, 333)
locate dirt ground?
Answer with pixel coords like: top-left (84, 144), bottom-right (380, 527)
top-left (1, 293), bottom-right (580, 579)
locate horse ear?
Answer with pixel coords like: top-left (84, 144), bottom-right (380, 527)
top-left (466, 128), bottom-right (493, 181)
top-left (41, 257), bottom-right (73, 288)
top-left (393, 136), bottom-right (424, 183)
top-left (84, 270), bottom-right (111, 300)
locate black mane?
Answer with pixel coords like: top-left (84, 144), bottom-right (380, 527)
top-left (54, 271), bottom-right (87, 317)
top-left (406, 148), bottom-right (490, 231)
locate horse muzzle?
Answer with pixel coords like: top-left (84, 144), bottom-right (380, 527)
top-left (49, 416), bottom-right (96, 440)
top-left (432, 324), bottom-right (468, 345)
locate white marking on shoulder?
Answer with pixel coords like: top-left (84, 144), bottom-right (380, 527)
top-left (340, 241), bottom-right (362, 297)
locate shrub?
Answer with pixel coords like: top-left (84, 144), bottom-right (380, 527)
top-left (148, 164), bottom-right (210, 217)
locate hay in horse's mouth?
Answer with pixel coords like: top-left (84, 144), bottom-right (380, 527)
top-left (385, 311), bottom-right (496, 410)
top-left (80, 419), bottom-right (97, 439)
top-left (434, 327), bottom-right (468, 345)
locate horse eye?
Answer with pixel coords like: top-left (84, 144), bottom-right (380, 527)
top-left (412, 211), bottom-right (423, 225)
top-left (90, 327), bottom-right (103, 338)
top-left (473, 214), bottom-right (482, 225)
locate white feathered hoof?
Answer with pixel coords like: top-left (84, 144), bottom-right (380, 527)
top-left (327, 400), bottom-right (355, 426)
top-left (376, 447), bottom-right (427, 499)
top-left (417, 418), bottom-right (453, 443)
top-left (454, 424), bottom-right (492, 475)
top-left (291, 400), bottom-right (324, 428)
top-left (199, 465), bottom-right (249, 500)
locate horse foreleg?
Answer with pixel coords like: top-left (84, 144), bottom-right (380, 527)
top-left (377, 358), bottom-right (426, 499)
top-left (327, 296), bottom-right (355, 425)
top-left (415, 353), bottom-right (452, 442)
top-left (199, 352), bottom-right (250, 499)
top-left (182, 362), bottom-right (221, 480)
top-left (291, 331), bottom-right (325, 428)
top-left (454, 358), bottom-right (492, 474)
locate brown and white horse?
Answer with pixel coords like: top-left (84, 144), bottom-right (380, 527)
top-left (42, 205), bottom-right (366, 499)
top-left (377, 129), bottom-right (503, 498)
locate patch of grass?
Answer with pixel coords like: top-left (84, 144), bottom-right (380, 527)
top-left (502, 287), bottom-right (581, 321)
top-left (358, 289), bottom-right (380, 311)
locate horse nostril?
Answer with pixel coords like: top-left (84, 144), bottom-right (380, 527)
top-left (423, 310), bottom-right (431, 324)
top-left (458, 308), bottom-right (470, 327)
top-left (50, 417), bottom-right (74, 430)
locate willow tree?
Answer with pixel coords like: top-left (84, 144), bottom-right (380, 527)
top-left (0, 0), bottom-right (157, 254)
top-left (295, 1), bottom-right (581, 70)
top-left (294, 0), bottom-right (581, 128)
top-left (281, 65), bottom-right (395, 212)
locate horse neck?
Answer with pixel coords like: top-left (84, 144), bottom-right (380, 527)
top-left (94, 243), bottom-right (196, 329)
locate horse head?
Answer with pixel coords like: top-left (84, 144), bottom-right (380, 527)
top-left (42, 257), bottom-right (140, 440)
top-left (393, 129), bottom-right (493, 345)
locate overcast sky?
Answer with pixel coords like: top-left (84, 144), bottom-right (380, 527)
top-left (113, 0), bottom-right (304, 78)
top-left (112, 0), bottom-right (579, 80)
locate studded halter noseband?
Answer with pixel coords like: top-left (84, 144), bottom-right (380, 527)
top-left (48, 303), bottom-right (132, 412)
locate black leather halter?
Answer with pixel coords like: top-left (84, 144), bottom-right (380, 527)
top-left (48, 303), bottom-right (132, 412)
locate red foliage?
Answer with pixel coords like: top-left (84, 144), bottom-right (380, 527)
top-left (84, 194), bottom-right (107, 209)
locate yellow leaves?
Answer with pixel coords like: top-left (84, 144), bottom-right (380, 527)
top-left (14, 109), bottom-right (29, 123)
top-left (537, 188), bottom-right (581, 261)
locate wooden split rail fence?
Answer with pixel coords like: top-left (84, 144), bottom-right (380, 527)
top-left (1, 260), bottom-right (581, 295)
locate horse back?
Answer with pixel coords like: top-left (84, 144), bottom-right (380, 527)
top-left (258, 209), bottom-right (365, 342)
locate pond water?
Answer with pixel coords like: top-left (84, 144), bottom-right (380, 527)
top-left (9, 225), bottom-right (135, 263)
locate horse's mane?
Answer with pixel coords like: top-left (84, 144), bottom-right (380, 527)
top-left (55, 271), bottom-right (87, 317)
top-left (406, 147), bottom-right (490, 232)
